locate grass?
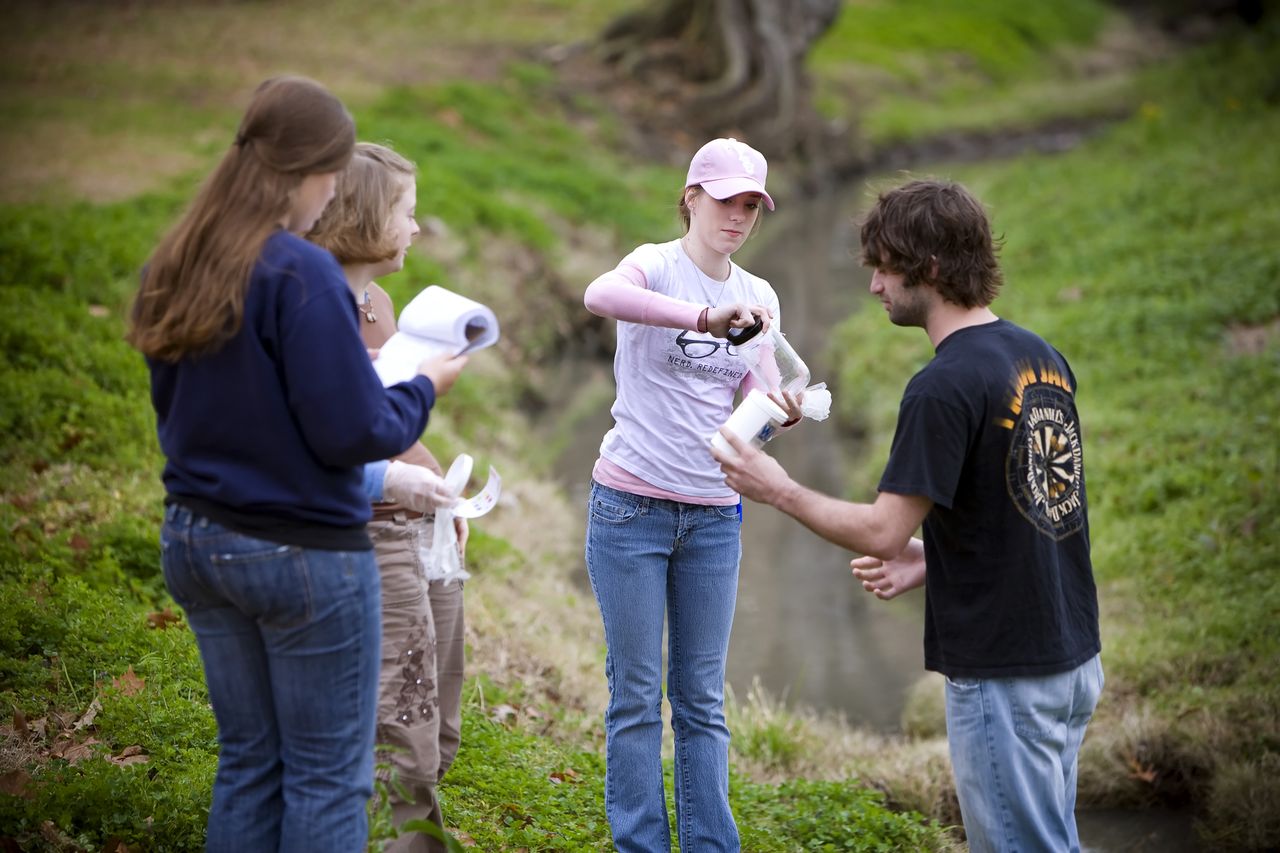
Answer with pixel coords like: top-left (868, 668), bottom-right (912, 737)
top-left (2, 0), bottom-right (1277, 849)
top-left (830, 18), bottom-right (1280, 847)
top-left (0, 3), bottom-right (953, 848)
top-left (0, 0), bottom-right (639, 204)
top-left (809, 0), bottom-right (1151, 145)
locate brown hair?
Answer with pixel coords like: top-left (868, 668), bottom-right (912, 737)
top-left (678, 186), bottom-right (763, 239)
top-left (677, 186), bottom-right (701, 233)
top-left (307, 142), bottom-right (416, 265)
top-left (859, 179), bottom-right (1003, 308)
top-left (127, 76), bottom-right (355, 361)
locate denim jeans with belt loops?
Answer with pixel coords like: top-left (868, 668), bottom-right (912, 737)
top-left (585, 481), bottom-right (743, 853)
top-left (160, 504), bottom-right (381, 853)
top-left (945, 653), bottom-right (1105, 853)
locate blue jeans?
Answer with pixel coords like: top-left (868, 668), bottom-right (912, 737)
top-left (161, 504), bottom-right (381, 853)
top-left (584, 481), bottom-right (742, 853)
top-left (944, 654), bottom-right (1105, 853)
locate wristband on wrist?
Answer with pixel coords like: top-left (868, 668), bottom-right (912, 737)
top-left (780, 416), bottom-right (801, 428)
top-left (698, 307), bottom-right (709, 334)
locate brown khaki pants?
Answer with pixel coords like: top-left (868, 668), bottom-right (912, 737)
top-left (368, 515), bottom-right (466, 853)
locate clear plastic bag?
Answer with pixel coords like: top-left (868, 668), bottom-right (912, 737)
top-left (737, 325), bottom-right (811, 397)
top-left (418, 455), bottom-right (473, 583)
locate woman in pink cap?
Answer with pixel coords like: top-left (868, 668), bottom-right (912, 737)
top-left (582, 137), bottom-right (802, 852)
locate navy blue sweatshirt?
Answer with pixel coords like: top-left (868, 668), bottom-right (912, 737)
top-left (148, 230), bottom-right (435, 548)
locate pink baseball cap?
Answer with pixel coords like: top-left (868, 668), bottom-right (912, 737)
top-left (685, 137), bottom-right (775, 210)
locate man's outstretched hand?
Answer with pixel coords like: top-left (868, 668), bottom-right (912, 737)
top-left (851, 537), bottom-right (926, 601)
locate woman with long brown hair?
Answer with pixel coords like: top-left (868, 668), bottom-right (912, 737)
top-left (129, 76), bottom-right (467, 851)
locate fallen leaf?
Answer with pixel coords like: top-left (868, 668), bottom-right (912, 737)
top-left (451, 830), bottom-right (477, 848)
top-left (1125, 755), bottom-right (1158, 784)
top-left (52, 736), bottom-right (100, 765)
top-left (489, 703), bottom-right (518, 724)
top-left (69, 533), bottom-right (91, 551)
top-left (30, 716), bottom-right (48, 740)
top-left (73, 698), bottom-right (102, 731)
top-left (113, 667), bottom-right (145, 697)
top-left (107, 745), bottom-right (149, 767)
top-left (548, 767), bottom-right (581, 784)
top-left (50, 708), bottom-right (77, 732)
top-left (0, 769), bottom-right (33, 799)
top-left (499, 802), bottom-right (532, 827)
top-left (39, 820), bottom-right (77, 847)
top-left (146, 608), bottom-right (183, 630)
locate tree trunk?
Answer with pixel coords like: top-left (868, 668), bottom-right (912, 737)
top-left (598, 0), bottom-right (846, 171)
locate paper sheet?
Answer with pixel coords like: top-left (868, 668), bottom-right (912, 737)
top-left (452, 466), bottom-right (501, 519)
top-left (373, 286), bottom-right (500, 387)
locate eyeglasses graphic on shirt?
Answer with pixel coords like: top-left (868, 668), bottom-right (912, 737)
top-left (676, 329), bottom-right (739, 359)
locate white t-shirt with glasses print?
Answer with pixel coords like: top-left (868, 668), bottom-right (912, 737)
top-left (598, 239), bottom-right (781, 499)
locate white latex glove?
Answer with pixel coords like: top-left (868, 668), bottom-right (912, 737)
top-left (381, 460), bottom-right (459, 512)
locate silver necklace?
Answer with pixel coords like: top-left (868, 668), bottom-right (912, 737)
top-left (682, 235), bottom-right (729, 307)
top-left (359, 289), bottom-right (377, 323)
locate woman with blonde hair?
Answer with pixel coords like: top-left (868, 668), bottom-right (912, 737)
top-left (129, 77), bottom-right (466, 851)
top-left (309, 142), bottom-right (470, 852)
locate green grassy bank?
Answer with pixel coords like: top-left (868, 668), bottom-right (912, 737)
top-left (2, 0), bottom-right (1275, 849)
top-left (832, 21), bottom-right (1280, 850)
top-left (0, 76), bottom-right (952, 853)
top-left (810, 0), bottom-right (1130, 145)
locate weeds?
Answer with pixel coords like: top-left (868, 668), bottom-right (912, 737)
top-left (2, 1), bottom-right (1276, 850)
top-left (831, 16), bottom-right (1280, 846)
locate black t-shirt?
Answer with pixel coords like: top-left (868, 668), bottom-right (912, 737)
top-left (880, 319), bottom-right (1100, 678)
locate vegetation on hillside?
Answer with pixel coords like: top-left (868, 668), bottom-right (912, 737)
top-left (832, 20), bottom-right (1280, 850)
top-left (2, 0), bottom-right (1276, 849)
top-left (809, 0), bottom-right (1141, 145)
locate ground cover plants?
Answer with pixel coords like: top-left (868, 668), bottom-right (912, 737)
top-left (0, 3), bottom-right (951, 847)
top-left (831, 19), bottom-right (1280, 848)
top-left (808, 0), bottom-right (1142, 145)
top-left (3, 0), bottom-right (1275, 849)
